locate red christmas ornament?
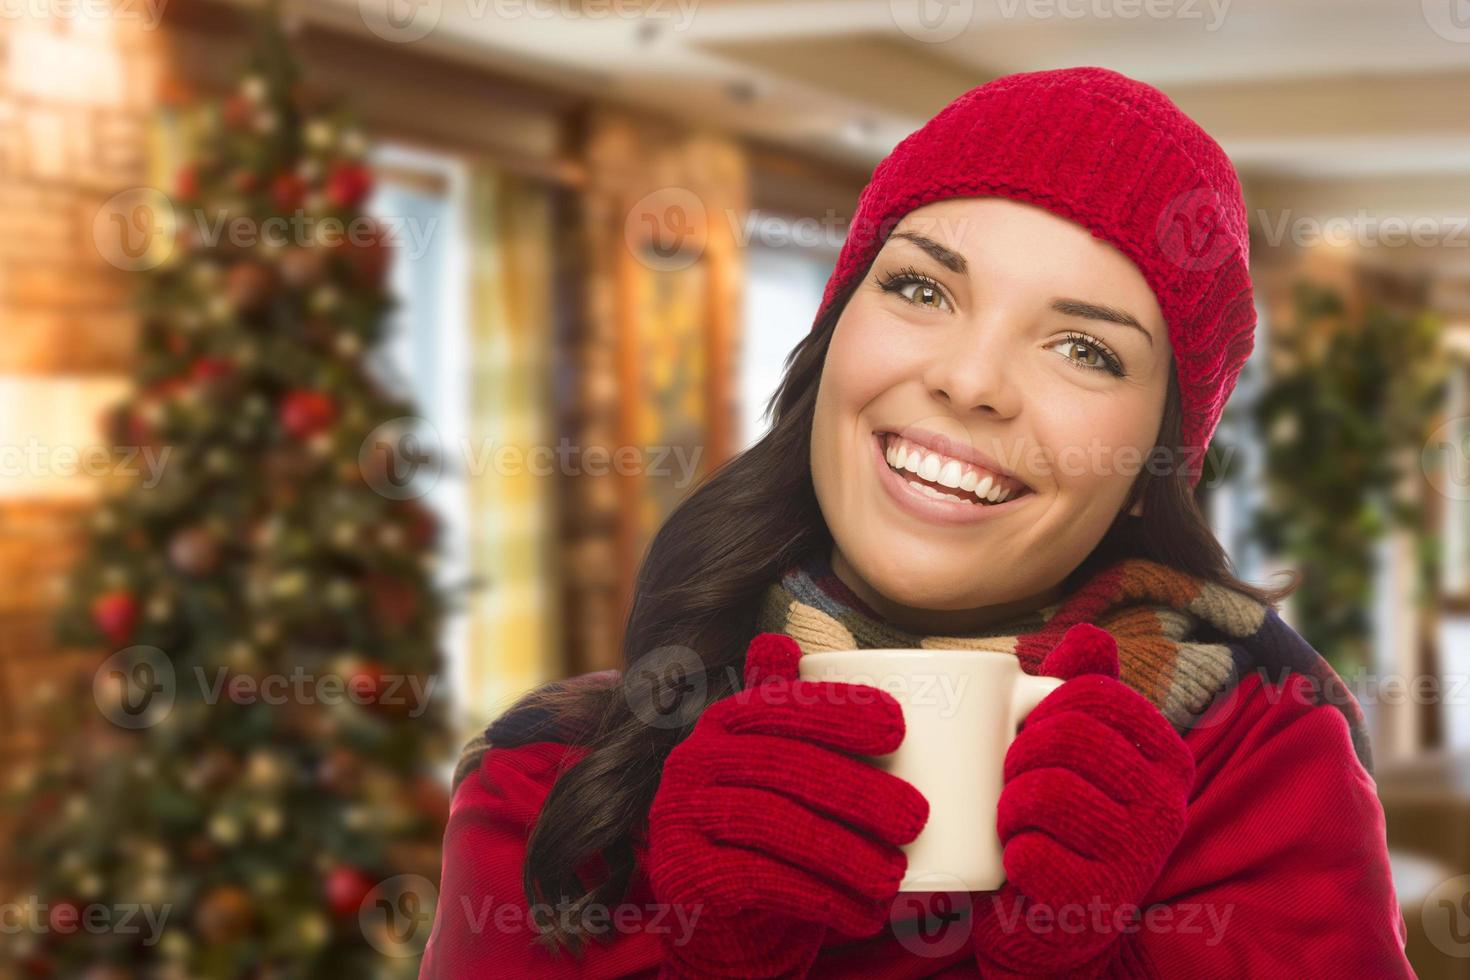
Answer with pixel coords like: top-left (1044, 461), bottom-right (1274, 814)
top-left (279, 247), bottom-right (327, 289)
top-left (230, 169), bottom-right (261, 194)
top-left (279, 389), bottom-right (337, 440)
top-left (325, 161), bottom-right (373, 210)
top-left (412, 774), bottom-right (450, 826)
top-left (345, 660), bottom-right (384, 704)
top-left (120, 407), bottom-right (152, 448)
top-left (342, 218), bottom-right (391, 287)
top-left (175, 164), bottom-right (199, 201)
top-left (195, 884), bottom-right (255, 943)
top-left (145, 376), bottom-right (187, 402)
top-left (395, 500), bottom-right (438, 550)
top-left (169, 527), bottom-right (220, 575)
top-left (271, 172), bottom-right (308, 213)
top-left (223, 94), bottom-right (253, 128)
top-left (365, 574), bottom-right (420, 634)
top-left (323, 866), bottom-right (376, 919)
top-left (225, 261), bottom-right (277, 314)
top-left (316, 746), bottom-right (363, 794)
top-left (91, 589), bottom-right (139, 647)
top-left (189, 356), bottom-right (235, 384)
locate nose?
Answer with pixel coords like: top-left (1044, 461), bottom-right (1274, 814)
top-left (921, 315), bottom-right (1022, 419)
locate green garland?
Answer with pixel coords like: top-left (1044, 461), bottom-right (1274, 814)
top-left (1248, 279), bottom-right (1446, 672)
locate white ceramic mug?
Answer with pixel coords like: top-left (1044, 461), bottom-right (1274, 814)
top-left (797, 649), bottom-right (1062, 892)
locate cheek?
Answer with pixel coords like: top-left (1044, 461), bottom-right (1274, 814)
top-left (825, 309), bottom-right (909, 405)
top-left (1030, 393), bottom-right (1159, 494)
top-left (811, 311), bottom-right (908, 500)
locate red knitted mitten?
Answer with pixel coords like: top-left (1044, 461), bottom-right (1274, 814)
top-left (971, 624), bottom-right (1195, 977)
top-left (647, 632), bottom-right (929, 979)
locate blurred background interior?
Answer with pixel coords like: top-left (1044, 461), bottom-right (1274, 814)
top-left (2, 0), bottom-right (1470, 976)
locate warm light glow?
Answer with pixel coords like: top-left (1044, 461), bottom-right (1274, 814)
top-left (9, 9), bottom-right (126, 107)
top-left (0, 377), bottom-right (134, 499)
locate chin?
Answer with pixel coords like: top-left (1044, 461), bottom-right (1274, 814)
top-left (845, 546), bottom-right (999, 611)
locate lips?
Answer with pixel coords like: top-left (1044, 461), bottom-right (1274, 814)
top-left (889, 425), bottom-right (1034, 494)
top-left (870, 432), bottom-right (1035, 526)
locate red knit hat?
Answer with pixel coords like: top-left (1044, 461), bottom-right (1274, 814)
top-left (813, 66), bottom-right (1256, 485)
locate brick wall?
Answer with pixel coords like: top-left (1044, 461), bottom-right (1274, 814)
top-left (0, 11), bottom-right (158, 763)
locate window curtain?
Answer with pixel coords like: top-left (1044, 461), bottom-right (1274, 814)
top-left (461, 164), bottom-right (561, 732)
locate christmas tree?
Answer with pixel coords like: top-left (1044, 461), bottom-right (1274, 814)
top-left (2, 8), bottom-right (453, 978)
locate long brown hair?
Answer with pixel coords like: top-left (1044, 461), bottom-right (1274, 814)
top-left (508, 271), bottom-right (1295, 954)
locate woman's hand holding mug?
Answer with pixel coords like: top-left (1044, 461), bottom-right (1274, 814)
top-left (969, 623), bottom-right (1196, 977)
top-left (647, 632), bottom-right (930, 979)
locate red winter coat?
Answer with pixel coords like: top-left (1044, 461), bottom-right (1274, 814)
top-left (419, 670), bottom-right (1413, 978)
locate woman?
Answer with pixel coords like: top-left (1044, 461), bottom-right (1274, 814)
top-left (421, 67), bottom-right (1412, 978)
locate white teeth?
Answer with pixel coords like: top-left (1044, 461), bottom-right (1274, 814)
top-left (912, 480), bottom-right (956, 502)
top-left (880, 433), bottom-right (1027, 507)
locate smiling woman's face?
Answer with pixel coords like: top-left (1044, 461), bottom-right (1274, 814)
top-left (810, 196), bottom-right (1173, 633)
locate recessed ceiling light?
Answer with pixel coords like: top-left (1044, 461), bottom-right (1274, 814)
top-left (841, 118), bottom-right (878, 145)
top-left (727, 79), bottom-right (759, 104)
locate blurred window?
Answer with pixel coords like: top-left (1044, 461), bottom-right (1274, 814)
top-left (739, 238), bottom-right (835, 450)
top-left (367, 143), bottom-right (472, 740)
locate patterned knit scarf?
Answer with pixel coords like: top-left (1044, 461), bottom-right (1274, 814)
top-left (455, 550), bottom-right (1373, 790)
top-left (755, 548), bottom-right (1373, 774)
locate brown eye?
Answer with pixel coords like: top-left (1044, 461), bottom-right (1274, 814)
top-left (898, 281), bottom-right (947, 310)
top-left (1066, 340), bottom-right (1104, 368)
top-left (874, 268), bottom-right (952, 312)
top-left (1047, 332), bottom-right (1125, 377)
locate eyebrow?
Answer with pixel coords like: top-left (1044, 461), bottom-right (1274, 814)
top-left (887, 231), bottom-right (1153, 347)
top-left (1050, 298), bottom-right (1154, 346)
top-left (890, 231), bottom-right (967, 274)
